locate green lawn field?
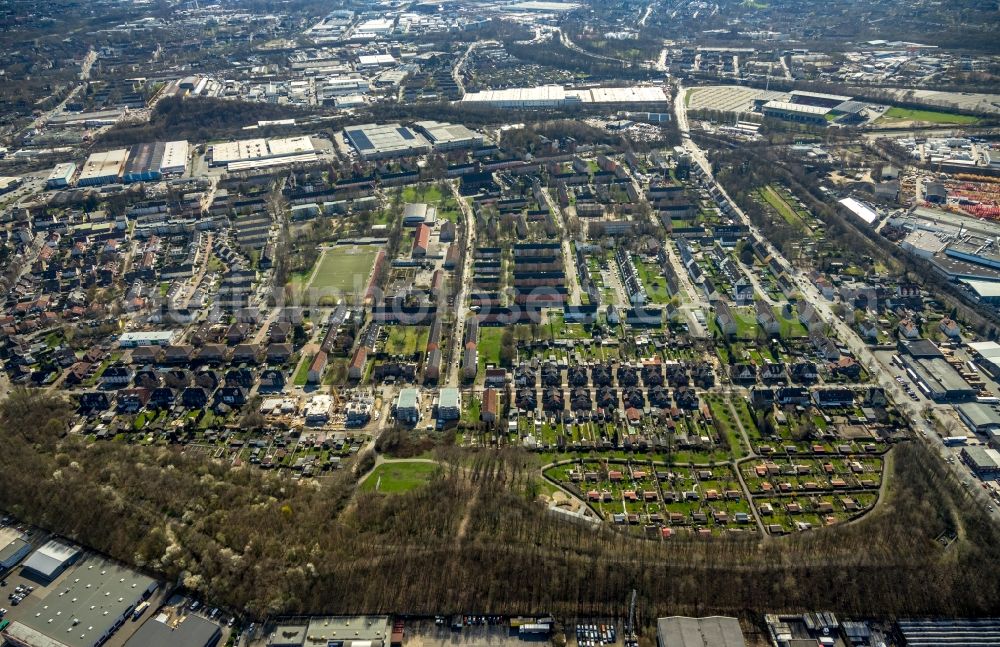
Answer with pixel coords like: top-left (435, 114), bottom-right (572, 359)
top-left (361, 461), bottom-right (439, 494)
top-left (308, 246), bottom-right (379, 293)
top-left (634, 257), bottom-right (672, 304)
top-left (879, 107), bottom-right (978, 125)
top-left (384, 326), bottom-right (429, 356)
top-left (478, 327), bottom-right (505, 370)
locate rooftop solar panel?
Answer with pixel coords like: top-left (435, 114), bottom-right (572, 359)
top-left (348, 130), bottom-right (375, 150)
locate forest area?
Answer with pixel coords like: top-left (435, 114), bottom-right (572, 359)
top-left (97, 96), bottom-right (323, 147)
top-left (2, 389), bottom-right (1000, 620)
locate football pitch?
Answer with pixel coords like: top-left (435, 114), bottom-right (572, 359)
top-left (308, 245), bottom-right (379, 294)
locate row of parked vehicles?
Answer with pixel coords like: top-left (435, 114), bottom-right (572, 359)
top-left (576, 623), bottom-right (616, 646)
top-left (5, 582), bottom-right (33, 607)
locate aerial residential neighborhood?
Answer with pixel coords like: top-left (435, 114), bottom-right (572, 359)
top-left (0, 0), bottom-right (999, 645)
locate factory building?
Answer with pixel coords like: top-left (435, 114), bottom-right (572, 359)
top-left (123, 614), bottom-right (222, 647)
top-left (159, 140), bottom-right (190, 175)
top-left (762, 100), bottom-right (831, 126)
top-left (124, 141), bottom-right (166, 183)
top-left (461, 85), bottom-right (668, 109)
top-left (2, 555), bottom-right (157, 647)
top-left (961, 446), bottom-right (1000, 477)
top-left (210, 136), bottom-right (316, 171)
top-left (462, 85), bottom-right (568, 108)
top-left (838, 197), bottom-right (879, 226)
top-left (955, 401), bottom-right (1000, 435)
top-left (0, 527), bottom-right (31, 571)
top-left (657, 616), bottom-right (746, 647)
top-left (46, 162), bottom-right (76, 189)
top-left (20, 538), bottom-right (81, 582)
top-left (268, 616), bottom-right (390, 647)
top-left (413, 121), bottom-right (485, 151)
top-left (78, 148), bottom-right (129, 186)
top-left (343, 123), bottom-right (430, 160)
top-left (963, 279), bottom-right (1000, 304)
top-left (574, 86), bottom-right (669, 104)
top-left (967, 341), bottom-right (1000, 376)
top-left (119, 140), bottom-right (190, 183)
top-left (899, 354), bottom-right (977, 402)
top-left (945, 235), bottom-right (1000, 270)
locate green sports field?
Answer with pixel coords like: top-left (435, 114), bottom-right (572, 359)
top-left (878, 107), bottom-right (978, 125)
top-left (308, 245), bottom-right (379, 293)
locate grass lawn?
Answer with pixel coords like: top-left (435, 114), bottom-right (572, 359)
top-left (437, 193), bottom-right (463, 223)
top-left (402, 184), bottom-right (444, 204)
top-left (478, 327), bottom-right (505, 372)
top-left (733, 307), bottom-right (759, 338)
top-left (634, 257), bottom-right (672, 304)
top-left (308, 245), bottom-right (379, 294)
top-left (463, 396), bottom-right (481, 424)
top-left (292, 355), bottom-right (312, 386)
top-left (773, 305), bottom-right (808, 338)
top-left (361, 461), bottom-right (439, 494)
top-left (384, 326), bottom-right (429, 356)
top-left (546, 312), bottom-right (591, 340)
top-left (403, 184), bottom-right (461, 223)
top-left (879, 107), bottom-right (978, 125)
top-left (760, 186), bottom-right (806, 231)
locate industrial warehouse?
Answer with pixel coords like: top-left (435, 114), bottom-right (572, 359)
top-left (124, 140), bottom-right (189, 182)
top-left (413, 121), bottom-right (485, 151)
top-left (77, 148), bottom-right (129, 186)
top-left (1, 554), bottom-right (158, 647)
top-left (343, 123), bottom-right (432, 160)
top-left (71, 141), bottom-right (189, 187)
top-left (209, 136), bottom-right (317, 171)
top-left (461, 85), bottom-right (668, 109)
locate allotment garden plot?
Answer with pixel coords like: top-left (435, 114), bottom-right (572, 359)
top-left (546, 460), bottom-right (756, 536)
top-left (742, 454), bottom-right (883, 534)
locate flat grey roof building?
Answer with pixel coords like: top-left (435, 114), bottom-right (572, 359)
top-left (657, 616), bottom-right (746, 647)
top-left (268, 624), bottom-right (307, 646)
top-left (956, 401), bottom-right (1000, 434)
top-left (902, 356), bottom-right (977, 402)
top-left (124, 614), bottom-right (221, 647)
top-left (4, 555), bottom-right (157, 647)
top-left (962, 446), bottom-right (1000, 475)
top-left (343, 123), bottom-right (430, 159)
top-left (413, 121), bottom-right (484, 151)
top-left (304, 616), bottom-right (390, 645)
top-left (0, 527), bottom-right (31, 570)
top-left (20, 538), bottom-right (81, 581)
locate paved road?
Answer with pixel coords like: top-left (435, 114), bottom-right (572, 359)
top-left (538, 187), bottom-right (583, 305)
top-left (446, 182), bottom-right (476, 387)
top-left (452, 41), bottom-right (490, 98)
top-left (638, 2), bottom-right (654, 26)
